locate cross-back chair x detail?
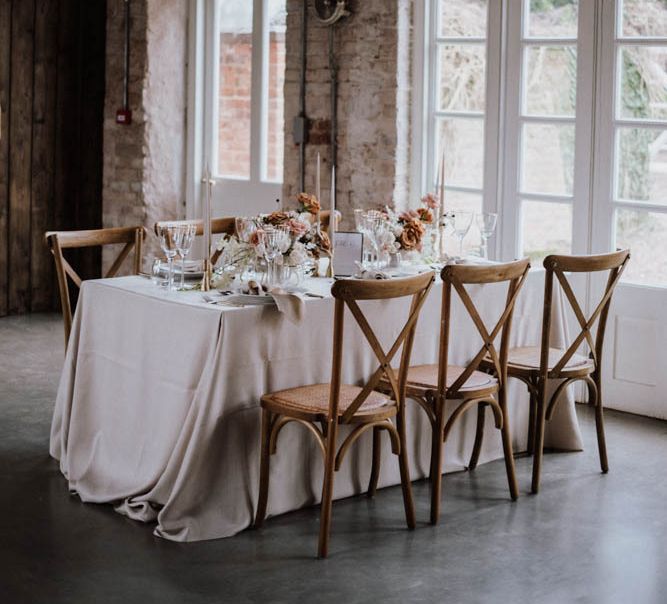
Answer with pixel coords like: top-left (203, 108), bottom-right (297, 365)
top-left (255, 272), bottom-right (435, 558)
top-left (517, 249), bottom-right (630, 494)
top-left (380, 259), bottom-right (531, 525)
top-left (45, 226), bottom-right (147, 347)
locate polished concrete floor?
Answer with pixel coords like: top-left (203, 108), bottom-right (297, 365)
top-left (1, 313), bottom-right (666, 604)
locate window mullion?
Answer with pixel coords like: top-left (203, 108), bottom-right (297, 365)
top-left (249, 0), bottom-right (266, 184)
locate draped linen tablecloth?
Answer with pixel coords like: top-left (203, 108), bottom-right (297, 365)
top-left (50, 271), bottom-right (583, 542)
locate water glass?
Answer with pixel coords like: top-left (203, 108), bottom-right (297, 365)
top-left (259, 227), bottom-right (291, 288)
top-left (476, 212), bottom-right (498, 260)
top-left (157, 223), bottom-right (179, 290)
top-left (176, 222), bottom-right (197, 289)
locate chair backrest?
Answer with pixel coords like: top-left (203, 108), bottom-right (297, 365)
top-left (329, 272), bottom-right (435, 423)
top-left (438, 259), bottom-right (531, 397)
top-left (319, 210), bottom-right (341, 233)
top-left (45, 226), bottom-right (147, 346)
top-left (540, 249), bottom-right (630, 377)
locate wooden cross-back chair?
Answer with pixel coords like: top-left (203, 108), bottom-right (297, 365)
top-left (487, 250), bottom-right (630, 494)
top-left (45, 226), bottom-right (147, 346)
top-left (255, 272), bottom-right (435, 558)
top-left (380, 259), bottom-right (531, 524)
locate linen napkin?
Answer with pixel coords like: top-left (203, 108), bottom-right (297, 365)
top-left (268, 287), bottom-right (305, 324)
top-left (352, 263), bottom-right (391, 280)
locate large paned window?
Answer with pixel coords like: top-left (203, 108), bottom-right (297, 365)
top-left (604, 1), bottom-right (667, 286)
top-left (422, 0), bottom-right (667, 286)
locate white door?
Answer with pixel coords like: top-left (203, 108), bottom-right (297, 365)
top-left (590, 0), bottom-right (667, 419)
top-left (190, 0), bottom-right (286, 220)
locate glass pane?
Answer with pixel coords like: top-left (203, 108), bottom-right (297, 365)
top-left (526, 0), bottom-right (578, 38)
top-left (218, 1), bottom-right (253, 178)
top-left (619, 46), bottom-right (667, 121)
top-left (266, 0), bottom-right (286, 182)
top-left (524, 45), bottom-right (577, 117)
top-left (521, 200), bottom-right (572, 262)
top-left (439, 0), bottom-right (487, 38)
top-left (621, 0), bottom-right (667, 38)
top-left (616, 208), bottom-right (667, 286)
top-left (521, 123), bottom-right (576, 195)
top-left (438, 45), bottom-right (486, 112)
top-left (616, 127), bottom-right (667, 204)
top-left (442, 191), bottom-right (483, 257)
top-left (437, 118), bottom-right (485, 188)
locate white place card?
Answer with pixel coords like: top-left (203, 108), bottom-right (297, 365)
top-left (332, 231), bottom-right (363, 276)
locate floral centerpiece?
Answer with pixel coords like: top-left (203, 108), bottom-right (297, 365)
top-left (211, 194), bottom-right (331, 288)
top-left (378, 193), bottom-right (439, 257)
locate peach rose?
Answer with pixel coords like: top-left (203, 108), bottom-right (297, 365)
top-left (285, 218), bottom-right (309, 237)
top-left (399, 219), bottom-right (425, 251)
top-left (297, 192), bottom-right (321, 215)
top-left (266, 211), bottom-right (290, 226)
top-left (417, 207), bottom-right (434, 224)
top-left (421, 193), bottom-right (440, 210)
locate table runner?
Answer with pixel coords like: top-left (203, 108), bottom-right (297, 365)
top-left (50, 272), bottom-right (582, 542)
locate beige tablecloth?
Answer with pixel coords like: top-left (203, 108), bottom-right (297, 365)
top-left (50, 272), bottom-right (582, 542)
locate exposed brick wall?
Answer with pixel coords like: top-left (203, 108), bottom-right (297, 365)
top-left (103, 0), bottom-right (148, 233)
top-left (102, 0), bottom-right (187, 268)
top-left (282, 0), bottom-right (413, 229)
top-left (217, 32), bottom-right (286, 181)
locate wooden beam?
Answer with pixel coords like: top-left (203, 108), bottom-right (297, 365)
top-left (0, 0), bottom-right (11, 317)
top-left (8, 0), bottom-right (35, 314)
top-left (30, 0), bottom-right (59, 311)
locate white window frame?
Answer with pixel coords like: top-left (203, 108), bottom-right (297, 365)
top-left (591, 0), bottom-right (667, 289)
top-left (186, 0), bottom-right (283, 222)
top-left (414, 0), bottom-right (504, 258)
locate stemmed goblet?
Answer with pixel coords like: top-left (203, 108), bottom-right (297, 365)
top-left (157, 223), bottom-right (179, 290)
top-left (450, 210), bottom-right (474, 259)
top-left (354, 209), bottom-right (373, 268)
top-left (259, 227), bottom-right (291, 288)
top-left (476, 212), bottom-right (498, 260)
top-left (363, 210), bottom-right (388, 269)
top-left (175, 222), bottom-right (197, 289)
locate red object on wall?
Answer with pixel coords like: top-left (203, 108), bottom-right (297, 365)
top-left (116, 108), bottom-right (132, 125)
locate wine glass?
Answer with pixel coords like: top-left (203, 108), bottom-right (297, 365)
top-left (157, 223), bottom-right (179, 290)
top-left (476, 212), bottom-right (498, 260)
top-left (363, 210), bottom-right (388, 269)
top-left (354, 209), bottom-right (372, 268)
top-left (176, 222), bottom-right (197, 289)
top-left (259, 227), bottom-right (290, 288)
top-left (450, 210), bottom-right (474, 258)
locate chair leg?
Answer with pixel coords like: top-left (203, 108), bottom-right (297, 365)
top-left (318, 420), bottom-right (338, 559)
top-left (255, 408), bottom-right (272, 528)
top-left (531, 384), bottom-right (548, 494)
top-left (592, 375), bottom-right (609, 473)
top-left (367, 426), bottom-right (382, 498)
top-left (498, 390), bottom-right (519, 501)
top-left (396, 410), bottom-right (416, 530)
top-left (526, 387), bottom-right (537, 456)
top-left (468, 403), bottom-right (486, 471)
top-left (430, 402), bottom-right (446, 525)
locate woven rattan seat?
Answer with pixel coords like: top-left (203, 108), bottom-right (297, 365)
top-left (261, 384), bottom-right (395, 421)
top-left (481, 346), bottom-right (593, 379)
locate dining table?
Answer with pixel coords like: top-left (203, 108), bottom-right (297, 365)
top-left (50, 269), bottom-right (583, 542)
